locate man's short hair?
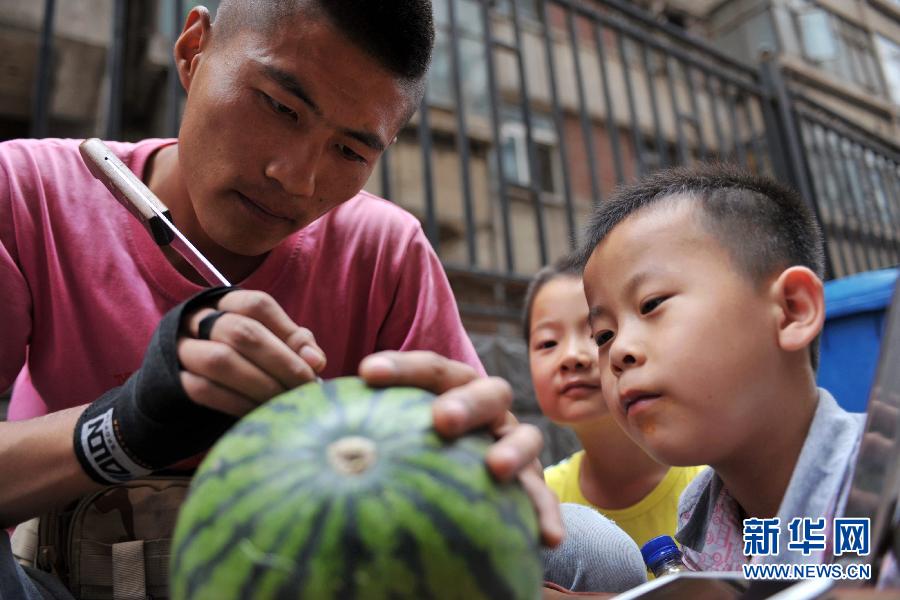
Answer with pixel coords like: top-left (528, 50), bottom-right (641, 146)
top-left (574, 163), bottom-right (826, 367)
top-left (214, 0), bottom-right (434, 83)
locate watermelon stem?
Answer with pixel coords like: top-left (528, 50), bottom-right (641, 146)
top-left (327, 436), bottom-right (377, 475)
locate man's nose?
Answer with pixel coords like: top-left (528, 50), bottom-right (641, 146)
top-left (264, 143), bottom-right (323, 198)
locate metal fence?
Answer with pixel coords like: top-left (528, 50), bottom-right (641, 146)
top-left (18, 0), bottom-right (900, 295)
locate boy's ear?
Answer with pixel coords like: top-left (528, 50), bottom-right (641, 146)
top-left (771, 266), bottom-right (825, 353)
top-left (173, 7), bottom-right (212, 93)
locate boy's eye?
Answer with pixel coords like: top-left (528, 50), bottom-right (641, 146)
top-left (594, 331), bottom-right (614, 347)
top-left (640, 296), bottom-right (667, 315)
top-left (535, 340), bottom-right (557, 350)
top-left (337, 144), bottom-right (366, 164)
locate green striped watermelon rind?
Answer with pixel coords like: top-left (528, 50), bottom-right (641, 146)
top-left (169, 376), bottom-right (543, 600)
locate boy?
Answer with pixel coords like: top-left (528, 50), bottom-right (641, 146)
top-left (524, 259), bottom-right (703, 551)
top-left (576, 164), bottom-right (864, 571)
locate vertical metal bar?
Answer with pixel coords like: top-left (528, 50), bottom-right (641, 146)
top-left (869, 154), bottom-right (899, 264)
top-left (567, 9), bottom-right (602, 204)
top-left (682, 61), bottom-right (707, 161)
top-left (886, 162), bottom-right (900, 252)
top-left (822, 130), bottom-right (866, 273)
top-left (839, 138), bottom-right (880, 270)
top-left (447, 0), bottom-right (477, 266)
top-left (725, 85), bottom-right (747, 167)
top-left (664, 56), bottom-right (689, 165)
top-left (704, 72), bottom-right (728, 162)
top-left (873, 157), bottom-right (900, 261)
top-left (31, 0), bottom-right (56, 138)
top-left (850, 145), bottom-right (886, 267)
top-left (105, 0), bottom-right (127, 139)
top-left (168, 0), bottom-right (185, 136)
top-left (884, 160), bottom-right (900, 262)
top-left (417, 89), bottom-right (439, 251)
top-left (870, 154), bottom-right (899, 264)
top-left (740, 99), bottom-right (765, 173)
top-left (757, 87), bottom-right (792, 183)
top-left (616, 32), bottom-right (645, 177)
top-left (510, 0), bottom-right (548, 266)
top-left (541, 0), bottom-right (577, 247)
top-left (757, 58), bottom-right (816, 213)
top-left (810, 126), bottom-right (859, 276)
top-left (379, 147), bottom-right (392, 201)
top-left (480, 0), bottom-right (515, 273)
top-left (800, 121), bottom-right (846, 278)
top-left (641, 44), bottom-right (668, 168)
top-left (593, 24), bottom-right (624, 184)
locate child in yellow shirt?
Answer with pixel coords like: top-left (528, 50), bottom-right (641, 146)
top-left (525, 258), bottom-right (704, 551)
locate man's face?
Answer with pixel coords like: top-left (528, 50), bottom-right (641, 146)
top-left (583, 198), bottom-right (782, 468)
top-left (177, 11), bottom-right (413, 256)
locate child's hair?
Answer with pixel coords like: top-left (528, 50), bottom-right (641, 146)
top-left (573, 163), bottom-right (826, 367)
top-left (522, 254), bottom-right (583, 344)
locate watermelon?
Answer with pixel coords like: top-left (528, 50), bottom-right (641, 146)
top-left (169, 376), bottom-right (543, 599)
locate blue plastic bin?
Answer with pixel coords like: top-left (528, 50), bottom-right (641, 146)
top-left (817, 267), bottom-right (898, 413)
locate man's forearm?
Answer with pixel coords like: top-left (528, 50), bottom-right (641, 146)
top-left (0, 406), bottom-right (99, 528)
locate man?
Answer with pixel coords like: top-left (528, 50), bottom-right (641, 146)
top-left (0, 1), bottom-right (560, 595)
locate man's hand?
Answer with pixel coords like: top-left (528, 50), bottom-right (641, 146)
top-left (178, 289), bottom-right (326, 416)
top-left (73, 287), bottom-right (326, 485)
top-left (359, 350), bottom-right (563, 547)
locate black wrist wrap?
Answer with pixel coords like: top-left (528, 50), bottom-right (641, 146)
top-left (74, 286), bottom-right (239, 484)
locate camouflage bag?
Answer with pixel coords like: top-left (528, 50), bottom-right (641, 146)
top-left (26, 477), bottom-right (190, 600)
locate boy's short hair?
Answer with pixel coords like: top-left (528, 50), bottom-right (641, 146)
top-left (575, 164), bottom-right (825, 281)
top-left (215, 0), bottom-right (434, 84)
top-left (574, 164), bottom-right (826, 367)
top-left (522, 254), bottom-right (583, 344)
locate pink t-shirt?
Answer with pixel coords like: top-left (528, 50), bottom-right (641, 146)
top-left (0, 138), bottom-right (484, 420)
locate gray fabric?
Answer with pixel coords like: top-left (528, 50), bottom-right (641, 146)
top-left (542, 503), bottom-right (648, 593)
top-left (676, 388), bottom-right (865, 564)
top-left (1, 532), bottom-right (44, 600)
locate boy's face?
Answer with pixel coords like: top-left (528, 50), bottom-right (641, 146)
top-left (177, 10), bottom-right (413, 256)
top-left (583, 198), bottom-right (783, 467)
top-left (528, 276), bottom-right (607, 425)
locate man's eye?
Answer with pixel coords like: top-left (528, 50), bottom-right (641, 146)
top-left (594, 331), bottom-right (614, 347)
top-left (265, 95), bottom-right (297, 120)
top-left (337, 144), bottom-right (366, 164)
top-left (640, 296), bottom-right (667, 315)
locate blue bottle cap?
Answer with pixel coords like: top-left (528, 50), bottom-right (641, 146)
top-left (640, 535), bottom-right (682, 568)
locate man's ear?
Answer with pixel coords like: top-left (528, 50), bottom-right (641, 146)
top-left (771, 266), bottom-right (825, 353)
top-left (173, 7), bottom-right (212, 92)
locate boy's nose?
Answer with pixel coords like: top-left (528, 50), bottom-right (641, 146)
top-left (609, 332), bottom-right (644, 375)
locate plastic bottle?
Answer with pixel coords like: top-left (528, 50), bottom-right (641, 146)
top-left (640, 535), bottom-right (688, 577)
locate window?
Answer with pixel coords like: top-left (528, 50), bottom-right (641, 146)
top-left (500, 116), bottom-right (560, 196)
top-left (797, 10), bottom-right (837, 61)
top-left (875, 35), bottom-right (900, 105)
top-left (428, 0), bottom-right (490, 117)
top-left (493, 0), bottom-right (545, 25)
top-left (791, 2), bottom-right (886, 97)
